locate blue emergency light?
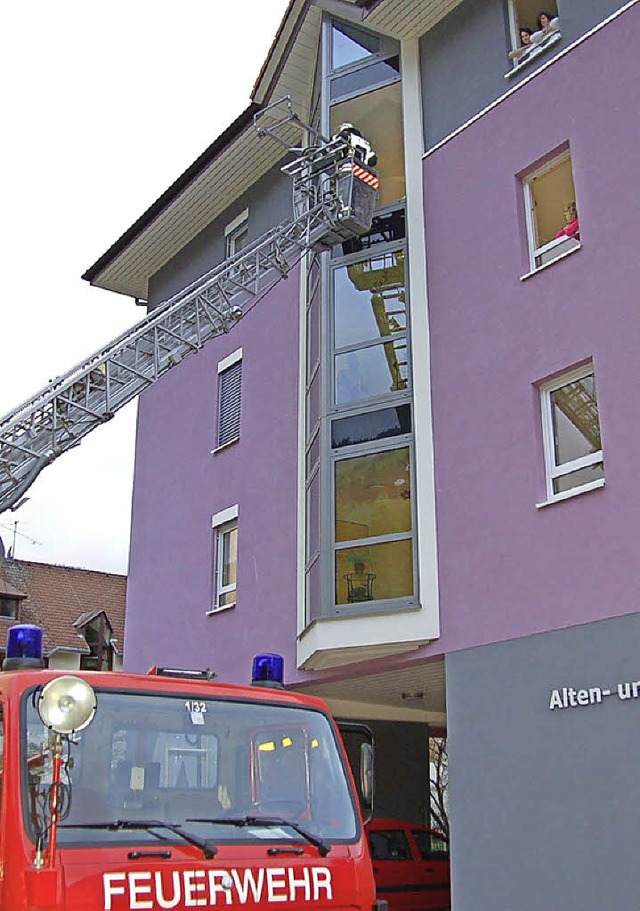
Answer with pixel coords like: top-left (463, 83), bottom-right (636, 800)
top-left (251, 653), bottom-right (284, 689)
top-left (4, 624), bottom-right (45, 671)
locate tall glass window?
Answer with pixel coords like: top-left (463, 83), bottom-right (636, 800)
top-left (330, 232), bottom-right (414, 615)
top-left (303, 17), bottom-right (416, 623)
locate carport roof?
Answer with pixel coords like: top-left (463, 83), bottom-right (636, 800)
top-left (293, 656), bottom-right (447, 725)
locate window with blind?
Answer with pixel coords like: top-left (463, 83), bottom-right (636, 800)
top-left (217, 351), bottom-right (243, 448)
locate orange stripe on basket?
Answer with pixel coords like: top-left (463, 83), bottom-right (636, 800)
top-left (353, 164), bottom-right (380, 189)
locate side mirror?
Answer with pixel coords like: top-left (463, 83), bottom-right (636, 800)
top-left (337, 721), bottom-right (375, 821)
top-left (360, 741), bottom-right (374, 818)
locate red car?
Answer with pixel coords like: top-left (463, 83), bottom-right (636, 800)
top-left (366, 818), bottom-right (451, 911)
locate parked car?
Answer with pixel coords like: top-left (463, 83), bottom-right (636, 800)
top-left (365, 818), bottom-right (450, 911)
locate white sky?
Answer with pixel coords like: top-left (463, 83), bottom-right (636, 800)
top-left (0, 1), bottom-right (291, 574)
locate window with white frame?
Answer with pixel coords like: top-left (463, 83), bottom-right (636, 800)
top-left (211, 506), bottom-right (239, 612)
top-left (217, 349), bottom-right (242, 449)
top-left (225, 209), bottom-right (249, 260)
top-left (540, 365), bottom-right (604, 501)
top-left (507, 1), bottom-right (561, 68)
top-left (523, 150), bottom-right (580, 272)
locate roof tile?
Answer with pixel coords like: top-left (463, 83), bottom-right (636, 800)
top-left (0, 555), bottom-right (126, 657)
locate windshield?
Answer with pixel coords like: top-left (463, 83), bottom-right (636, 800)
top-left (23, 689), bottom-right (358, 848)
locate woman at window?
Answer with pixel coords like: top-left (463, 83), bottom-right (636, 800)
top-left (531, 11), bottom-right (560, 44)
top-left (509, 27), bottom-right (534, 61)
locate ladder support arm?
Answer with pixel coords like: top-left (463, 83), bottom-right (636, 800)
top-left (0, 98), bottom-right (378, 513)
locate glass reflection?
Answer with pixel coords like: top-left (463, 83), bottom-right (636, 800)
top-left (336, 208), bottom-right (406, 258)
top-left (550, 373), bottom-right (601, 466)
top-left (335, 341), bottom-right (409, 405)
top-left (330, 57), bottom-right (400, 101)
top-left (332, 21), bottom-right (380, 70)
top-left (554, 463), bottom-right (604, 494)
top-left (307, 472), bottom-right (320, 561)
top-left (332, 405), bottom-right (412, 449)
top-left (334, 252), bottom-right (406, 348)
top-left (335, 448), bottom-right (411, 543)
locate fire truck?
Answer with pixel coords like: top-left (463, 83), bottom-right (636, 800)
top-left (0, 624), bottom-right (379, 911)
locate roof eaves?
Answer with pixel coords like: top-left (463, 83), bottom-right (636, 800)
top-left (252, 0), bottom-right (310, 104)
top-left (252, 0), bottom-right (382, 104)
top-left (82, 103), bottom-right (261, 288)
top-left (46, 645), bottom-right (90, 656)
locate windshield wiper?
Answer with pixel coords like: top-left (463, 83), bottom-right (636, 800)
top-left (187, 815), bottom-right (331, 857)
top-left (59, 819), bottom-right (217, 860)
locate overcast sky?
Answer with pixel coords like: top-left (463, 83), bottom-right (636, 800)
top-left (0, 1), bottom-right (291, 574)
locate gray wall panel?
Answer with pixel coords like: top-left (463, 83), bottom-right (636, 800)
top-left (446, 613), bottom-right (640, 911)
top-left (561, 0), bottom-right (628, 37)
top-left (420, 0), bottom-right (509, 150)
top-left (148, 163), bottom-right (291, 308)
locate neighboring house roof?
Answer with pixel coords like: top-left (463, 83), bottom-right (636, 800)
top-left (0, 550), bottom-right (126, 658)
top-left (82, 0), bottom-right (461, 302)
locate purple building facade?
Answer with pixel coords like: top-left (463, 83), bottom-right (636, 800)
top-left (85, 2), bottom-right (640, 907)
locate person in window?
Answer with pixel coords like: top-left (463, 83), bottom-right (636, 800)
top-left (531, 11), bottom-right (560, 44)
top-left (509, 27), bottom-right (534, 61)
top-left (555, 201), bottom-right (580, 241)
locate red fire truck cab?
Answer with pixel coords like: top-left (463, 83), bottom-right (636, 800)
top-left (0, 626), bottom-right (378, 911)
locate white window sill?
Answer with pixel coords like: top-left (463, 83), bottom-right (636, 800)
top-left (505, 32), bottom-right (562, 78)
top-left (536, 477), bottom-right (605, 509)
top-left (206, 602), bottom-right (236, 616)
top-left (211, 437), bottom-right (239, 455)
top-left (520, 243), bottom-right (581, 281)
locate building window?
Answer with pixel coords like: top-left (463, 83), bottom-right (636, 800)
top-left (523, 150), bottom-right (580, 271)
top-left (79, 615), bottom-right (114, 671)
top-left (301, 19), bottom-right (415, 624)
top-left (507, 1), bottom-right (561, 68)
top-left (331, 20), bottom-right (381, 71)
top-left (540, 365), bottom-right (604, 500)
top-left (334, 446), bottom-right (414, 607)
top-left (0, 597), bottom-right (19, 620)
top-left (330, 81), bottom-right (404, 209)
top-left (225, 209), bottom-right (249, 259)
top-left (217, 349), bottom-right (242, 448)
top-left (211, 506), bottom-right (239, 612)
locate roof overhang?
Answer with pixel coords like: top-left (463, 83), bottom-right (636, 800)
top-left (0, 579), bottom-right (27, 599)
top-left (83, 0), bottom-right (461, 301)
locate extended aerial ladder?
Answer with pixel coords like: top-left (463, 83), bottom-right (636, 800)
top-left (0, 98), bottom-right (379, 514)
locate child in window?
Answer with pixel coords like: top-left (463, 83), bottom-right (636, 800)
top-left (555, 202), bottom-right (580, 241)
